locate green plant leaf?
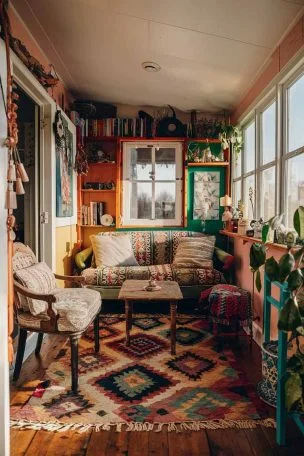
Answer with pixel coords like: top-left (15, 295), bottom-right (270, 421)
top-left (250, 243), bottom-right (266, 272)
top-left (285, 372), bottom-right (303, 412)
top-left (265, 256), bottom-right (280, 282)
top-left (287, 269), bottom-right (303, 291)
top-left (278, 252), bottom-right (295, 283)
top-left (278, 297), bottom-right (302, 332)
top-left (293, 206), bottom-right (304, 240)
top-left (262, 224), bottom-right (269, 243)
top-left (255, 268), bottom-right (262, 292)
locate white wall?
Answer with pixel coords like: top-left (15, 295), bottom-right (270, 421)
top-left (0, 40), bottom-right (10, 456)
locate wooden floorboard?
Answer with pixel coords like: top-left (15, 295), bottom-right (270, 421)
top-left (10, 330), bottom-right (304, 455)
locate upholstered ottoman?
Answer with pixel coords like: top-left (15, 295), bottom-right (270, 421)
top-left (208, 284), bottom-right (253, 340)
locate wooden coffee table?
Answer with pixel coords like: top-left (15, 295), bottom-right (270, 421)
top-left (118, 280), bottom-right (183, 355)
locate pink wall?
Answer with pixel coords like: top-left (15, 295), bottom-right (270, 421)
top-left (8, 7), bottom-right (73, 111)
top-left (233, 15), bottom-right (304, 122)
top-left (233, 238), bottom-right (286, 341)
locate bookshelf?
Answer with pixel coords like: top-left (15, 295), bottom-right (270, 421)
top-left (77, 136), bottom-right (121, 247)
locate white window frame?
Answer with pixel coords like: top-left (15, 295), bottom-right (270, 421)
top-left (122, 141), bottom-right (183, 227)
top-left (281, 67), bottom-right (304, 227)
top-left (233, 91), bottom-right (278, 222)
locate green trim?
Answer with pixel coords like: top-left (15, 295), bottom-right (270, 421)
top-left (187, 166), bottom-right (226, 235)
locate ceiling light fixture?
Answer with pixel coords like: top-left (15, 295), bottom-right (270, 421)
top-left (142, 61), bottom-right (161, 72)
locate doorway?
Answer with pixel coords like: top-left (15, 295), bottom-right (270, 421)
top-left (13, 85), bottom-right (40, 256)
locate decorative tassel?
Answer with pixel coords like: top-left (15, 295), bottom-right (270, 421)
top-left (16, 162), bottom-right (29, 182)
top-left (5, 182), bottom-right (17, 210)
top-left (15, 176), bottom-right (25, 195)
top-left (7, 159), bottom-right (16, 181)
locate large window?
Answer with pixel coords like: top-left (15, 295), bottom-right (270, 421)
top-left (233, 68), bottom-right (304, 230)
top-left (284, 74), bottom-right (304, 227)
top-left (122, 142), bottom-right (183, 226)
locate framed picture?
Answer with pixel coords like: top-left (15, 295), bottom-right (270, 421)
top-left (193, 170), bottom-right (220, 220)
top-left (55, 111), bottom-right (74, 217)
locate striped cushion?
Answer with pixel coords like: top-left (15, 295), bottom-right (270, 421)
top-left (173, 236), bottom-right (215, 268)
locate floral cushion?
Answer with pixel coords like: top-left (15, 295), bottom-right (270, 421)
top-left (96, 266), bottom-right (150, 286)
top-left (12, 243), bottom-right (37, 273)
top-left (17, 288), bottom-right (101, 333)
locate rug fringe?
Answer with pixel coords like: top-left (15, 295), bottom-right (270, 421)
top-left (10, 418), bottom-right (276, 433)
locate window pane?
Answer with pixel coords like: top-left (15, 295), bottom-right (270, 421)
top-left (261, 167), bottom-right (276, 222)
top-left (130, 182), bottom-right (152, 219)
top-left (155, 148), bottom-right (176, 181)
top-left (130, 147), bottom-right (152, 180)
top-left (244, 174), bottom-right (255, 220)
top-left (288, 75), bottom-right (304, 152)
top-left (286, 154), bottom-right (304, 228)
top-left (232, 154), bottom-right (242, 179)
top-left (233, 180), bottom-right (241, 208)
top-left (155, 182), bottom-right (176, 219)
top-left (261, 102), bottom-right (276, 164)
top-left (244, 122), bottom-right (255, 173)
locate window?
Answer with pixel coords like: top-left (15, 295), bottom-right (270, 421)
top-left (284, 73), bottom-right (304, 228)
top-left (232, 99), bottom-right (277, 223)
top-left (233, 64), bottom-right (304, 232)
top-left (122, 142), bottom-right (183, 226)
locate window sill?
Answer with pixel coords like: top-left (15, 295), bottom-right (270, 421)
top-left (220, 230), bottom-right (299, 251)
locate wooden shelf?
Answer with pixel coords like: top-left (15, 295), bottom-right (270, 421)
top-left (87, 161), bottom-right (116, 166)
top-left (219, 230), bottom-right (299, 251)
top-left (84, 136), bottom-right (221, 143)
top-left (81, 189), bottom-right (116, 193)
top-left (187, 161), bottom-right (229, 167)
top-left (79, 225), bottom-right (116, 229)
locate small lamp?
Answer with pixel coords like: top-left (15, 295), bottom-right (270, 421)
top-left (220, 195), bottom-right (233, 230)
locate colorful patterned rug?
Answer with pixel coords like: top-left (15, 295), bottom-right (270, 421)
top-left (10, 316), bottom-right (275, 432)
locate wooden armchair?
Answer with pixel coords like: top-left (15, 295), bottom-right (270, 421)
top-left (12, 243), bottom-right (102, 393)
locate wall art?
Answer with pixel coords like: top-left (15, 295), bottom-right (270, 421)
top-left (54, 110), bottom-right (74, 217)
top-left (193, 171), bottom-right (220, 220)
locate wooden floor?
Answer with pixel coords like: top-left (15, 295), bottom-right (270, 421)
top-left (10, 332), bottom-right (304, 455)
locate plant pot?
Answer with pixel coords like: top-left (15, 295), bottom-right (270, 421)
top-left (257, 340), bottom-right (278, 407)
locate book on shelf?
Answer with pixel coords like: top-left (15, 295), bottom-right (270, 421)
top-left (81, 202), bottom-right (104, 225)
top-left (85, 117), bottom-right (147, 138)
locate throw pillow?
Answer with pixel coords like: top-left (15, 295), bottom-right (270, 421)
top-left (14, 262), bottom-right (57, 316)
top-left (173, 236), bottom-right (215, 268)
top-left (90, 233), bottom-right (139, 267)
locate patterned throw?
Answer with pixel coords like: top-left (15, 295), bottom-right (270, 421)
top-left (10, 316), bottom-right (274, 433)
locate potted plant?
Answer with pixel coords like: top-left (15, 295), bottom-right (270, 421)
top-left (249, 207), bottom-right (304, 412)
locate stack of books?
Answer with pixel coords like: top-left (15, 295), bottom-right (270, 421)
top-left (81, 202), bottom-right (104, 225)
top-left (85, 118), bottom-right (147, 137)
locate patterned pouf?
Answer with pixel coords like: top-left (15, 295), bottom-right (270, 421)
top-left (208, 284), bottom-right (252, 330)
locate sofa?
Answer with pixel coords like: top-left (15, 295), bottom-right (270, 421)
top-left (74, 230), bottom-right (234, 300)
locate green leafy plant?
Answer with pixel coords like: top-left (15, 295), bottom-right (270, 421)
top-left (249, 208), bottom-right (304, 412)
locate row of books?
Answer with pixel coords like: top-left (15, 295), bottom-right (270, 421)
top-left (86, 118), bottom-right (147, 137)
top-left (81, 202), bottom-right (104, 226)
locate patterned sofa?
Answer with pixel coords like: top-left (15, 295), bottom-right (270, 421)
top-left (74, 230), bottom-right (234, 300)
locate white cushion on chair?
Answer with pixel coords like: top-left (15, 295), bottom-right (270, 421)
top-left (53, 288), bottom-right (101, 332)
top-left (17, 288), bottom-right (101, 333)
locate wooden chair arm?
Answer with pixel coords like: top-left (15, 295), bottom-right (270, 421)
top-left (14, 281), bottom-right (57, 323)
top-left (54, 273), bottom-right (85, 284)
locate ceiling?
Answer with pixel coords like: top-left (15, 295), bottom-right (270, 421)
top-left (11, 0), bottom-right (304, 112)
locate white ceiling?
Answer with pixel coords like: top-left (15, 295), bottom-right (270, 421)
top-left (11, 0), bottom-right (304, 112)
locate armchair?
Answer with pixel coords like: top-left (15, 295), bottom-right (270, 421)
top-left (12, 243), bottom-right (102, 393)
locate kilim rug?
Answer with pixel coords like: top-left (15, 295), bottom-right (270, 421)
top-left (10, 316), bottom-right (275, 433)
